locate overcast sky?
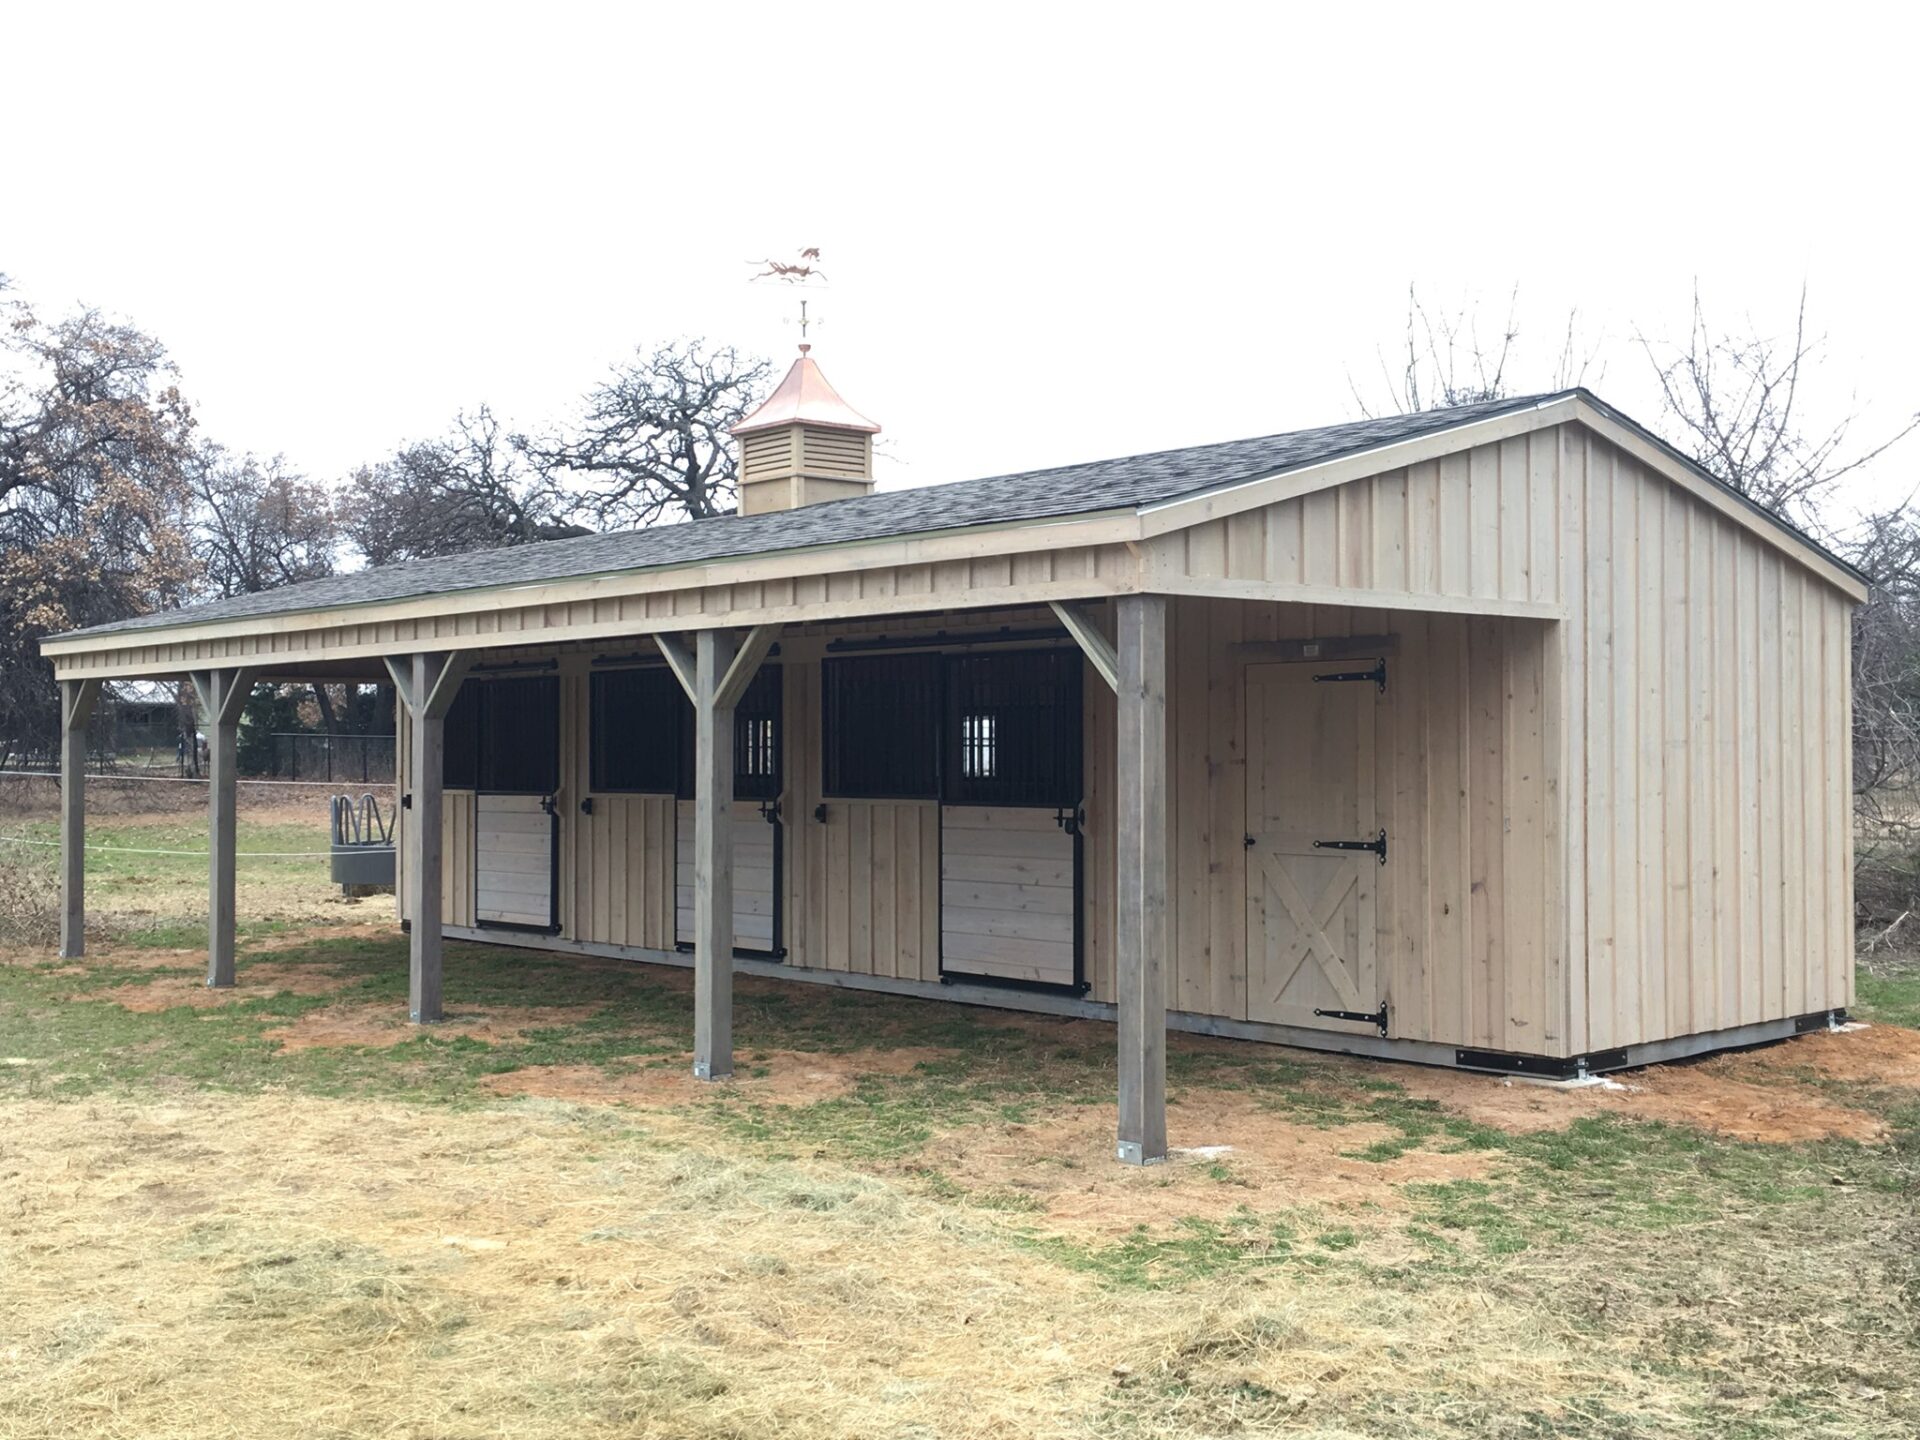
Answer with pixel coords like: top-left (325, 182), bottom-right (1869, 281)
top-left (5, 2), bottom-right (1916, 523)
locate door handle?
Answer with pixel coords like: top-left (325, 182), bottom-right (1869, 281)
top-left (814, 803), bottom-right (828, 823)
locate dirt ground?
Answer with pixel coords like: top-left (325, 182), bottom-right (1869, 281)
top-left (206, 977), bottom-right (1900, 1238)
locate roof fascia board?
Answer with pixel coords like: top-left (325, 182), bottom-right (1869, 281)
top-left (1132, 397), bottom-right (1583, 540)
top-left (1568, 399), bottom-right (1869, 603)
top-left (42, 506), bottom-right (1144, 659)
top-left (45, 573), bottom-right (1141, 681)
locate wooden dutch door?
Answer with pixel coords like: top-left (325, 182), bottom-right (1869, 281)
top-left (1244, 658), bottom-right (1385, 1035)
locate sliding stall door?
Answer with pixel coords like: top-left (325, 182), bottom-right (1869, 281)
top-left (467, 675), bottom-right (562, 934)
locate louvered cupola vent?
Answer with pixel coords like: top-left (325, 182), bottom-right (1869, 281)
top-left (730, 345), bottom-right (880, 516)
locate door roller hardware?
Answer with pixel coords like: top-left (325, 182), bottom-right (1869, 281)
top-left (1313, 829), bottom-right (1387, 864)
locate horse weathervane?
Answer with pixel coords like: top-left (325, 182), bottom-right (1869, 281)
top-left (748, 247), bottom-right (828, 347)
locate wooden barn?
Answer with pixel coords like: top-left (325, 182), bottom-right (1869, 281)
top-left (42, 356), bottom-right (1866, 1163)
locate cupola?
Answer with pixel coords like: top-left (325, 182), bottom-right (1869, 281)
top-left (730, 345), bottom-right (881, 515)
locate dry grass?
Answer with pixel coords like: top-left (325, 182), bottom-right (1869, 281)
top-left (0, 849), bottom-right (57, 949)
top-left (0, 1092), bottom-right (1697, 1440)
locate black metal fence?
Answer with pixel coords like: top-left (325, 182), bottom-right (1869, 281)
top-left (263, 732), bottom-right (396, 784)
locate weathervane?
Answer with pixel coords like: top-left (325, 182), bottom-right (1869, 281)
top-left (748, 247), bottom-right (827, 351)
top-left (788, 298), bottom-right (822, 343)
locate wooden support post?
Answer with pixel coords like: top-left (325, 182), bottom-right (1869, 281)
top-left (58, 678), bottom-right (102, 960)
top-left (660, 625), bottom-right (778, 1081)
top-left (1114, 594), bottom-right (1169, 1165)
top-left (191, 668), bottom-right (260, 987)
top-left (388, 652), bottom-right (473, 1023)
top-left (692, 628), bottom-right (739, 1079)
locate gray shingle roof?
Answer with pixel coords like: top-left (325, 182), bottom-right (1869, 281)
top-left (58, 387), bottom-right (1854, 642)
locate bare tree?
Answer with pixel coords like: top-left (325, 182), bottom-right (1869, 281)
top-left (1638, 283), bottom-right (1920, 529)
top-left (1351, 284), bottom-right (1599, 417)
top-left (341, 405), bottom-right (584, 566)
top-left (522, 340), bottom-right (772, 526)
top-left (190, 447), bottom-right (338, 598)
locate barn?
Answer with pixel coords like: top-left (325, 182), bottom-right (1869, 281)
top-left (42, 355), bottom-right (1865, 1163)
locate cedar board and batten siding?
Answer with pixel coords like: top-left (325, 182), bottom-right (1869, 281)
top-left (1556, 427), bottom-right (1854, 1053)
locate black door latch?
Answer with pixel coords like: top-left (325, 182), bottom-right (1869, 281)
top-left (1313, 829), bottom-right (1387, 864)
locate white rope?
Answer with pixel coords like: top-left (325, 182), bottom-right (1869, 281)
top-left (0, 834), bottom-right (338, 860)
top-left (0, 769), bottom-right (391, 789)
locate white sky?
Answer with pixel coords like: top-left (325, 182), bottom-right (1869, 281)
top-left (5, 1), bottom-right (1917, 526)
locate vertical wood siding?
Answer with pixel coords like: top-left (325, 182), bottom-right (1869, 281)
top-left (1166, 429), bottom-right (1566, 608)
top-left (1107, 598), bottom-right (1558, 1051)
top-left (1560, 429), bottom-right (1855, 1051)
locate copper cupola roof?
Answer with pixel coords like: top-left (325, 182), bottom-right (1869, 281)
top-left (732, 346), bottom-right (881, 437)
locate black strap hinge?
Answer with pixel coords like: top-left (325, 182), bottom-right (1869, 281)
top-left (1313, 1003), bottom-right (1390, 1037)
top-left (1313, 829), bottom-right (1387, 864)
top-left (1312, 658), bottom-right (1387, 693)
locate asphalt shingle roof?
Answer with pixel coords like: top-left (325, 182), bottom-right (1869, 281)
top-left (66, 388), bottom-right (1847, 641)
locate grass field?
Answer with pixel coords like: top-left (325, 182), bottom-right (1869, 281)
top-left (1, 800), bottom-right (1917, 1437)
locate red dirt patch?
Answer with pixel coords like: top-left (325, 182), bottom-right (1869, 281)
top-left (265, 1003), bottom-right (604, 1051)
top-left (1393, 1040), bottom-right (1891, 1145)
top-left (73, 963), bottom-right (354, 1011)
top-left (1723, 1021), bottom-right (1920, 1087)
top-left (1414, 1069), bottom-right (1885, 1144)
top-left (915, 1093), bottom-right (1496, 1239)
top-left (483, 1046), bottom-right (956, 1107)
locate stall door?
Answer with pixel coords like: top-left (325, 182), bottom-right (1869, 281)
top-left (940, 806), bottom-right (1078, 987)
top-left (476, 794), bottom-right (557, 928)
top-left (937, 650), bottom-right (1084, 991)
top-left (675, 802), bottom-right (781, 955)
top-left (469, 675), bottom-right (561, 933)
top-left (1245, 659), bottom-right (1382, 1033)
